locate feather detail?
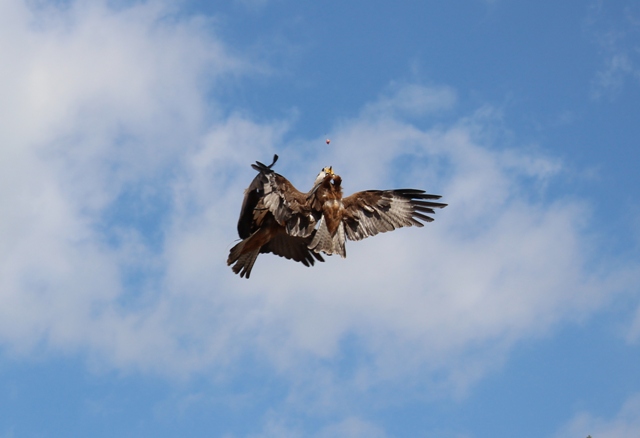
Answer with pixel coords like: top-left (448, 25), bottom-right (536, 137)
top-left (227, 240), bottom-right (260, 279)
top-left (309, 216), bottom-right (346, 258)
top-left (342, 189), bottom-right (447, 241)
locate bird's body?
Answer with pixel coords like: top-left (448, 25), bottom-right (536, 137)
top-left (227, 155), bottom-right (447, 278)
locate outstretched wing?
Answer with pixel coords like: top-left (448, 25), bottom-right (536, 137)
top-left (341, 189), bottom-right (447, 241)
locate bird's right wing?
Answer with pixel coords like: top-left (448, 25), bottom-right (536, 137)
top-left (259, 172), bottom-right (318, 238)
top-left (237, 155), bottom-right (319, 239)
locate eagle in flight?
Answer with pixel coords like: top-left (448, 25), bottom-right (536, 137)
top-left (227, 155), bottom-right (447, 278)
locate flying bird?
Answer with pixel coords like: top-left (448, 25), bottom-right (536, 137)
top-left (227, 155), bottom-right (447, 278)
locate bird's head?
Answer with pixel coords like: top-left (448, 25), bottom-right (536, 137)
top-left (313, 166), bottom-right (334, 184)
top-left (309, 166), bottom-right (339, 197)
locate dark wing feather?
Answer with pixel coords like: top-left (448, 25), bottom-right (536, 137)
top-left (261, 233), bottom-right (325, 267)
top-left (237, 155), bottom-right (279, 239)
top-left (342, 189), bottom-right (447, 241)
top-left (237, 179), bottom-right (264, 239)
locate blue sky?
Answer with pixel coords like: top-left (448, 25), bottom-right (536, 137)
top-left (1, 0), bottom-right (640, 437)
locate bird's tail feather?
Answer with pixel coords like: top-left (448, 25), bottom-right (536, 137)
top-left (309, 218), bottom-right (346, 258)
top-left (228, 240), bottom-right (260, 278)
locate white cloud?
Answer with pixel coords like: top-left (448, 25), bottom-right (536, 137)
top-left (556, 393), bottom-right (640, 438)
top-left (0, 0), bottom-right (243, 364)
top-left (0, 0), bottom-right (637, 423)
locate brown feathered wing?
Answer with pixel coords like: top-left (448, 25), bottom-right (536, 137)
top-left (341, 189), bottom-right (447, 241)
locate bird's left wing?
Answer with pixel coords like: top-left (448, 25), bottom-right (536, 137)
top-left (341, 189), bottom-right (447, 241)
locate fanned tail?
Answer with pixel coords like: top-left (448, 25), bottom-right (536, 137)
top-left (309, 217), bottom-right (346, 258)
top-left (227, 240), bottom-right (260, 279)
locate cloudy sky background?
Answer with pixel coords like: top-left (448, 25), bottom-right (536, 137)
top-left (1, 0), bottom-right (640, 436)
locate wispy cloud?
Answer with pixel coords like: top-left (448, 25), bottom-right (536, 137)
top-left (361, 83), bottom-right (457, 119)
top-left (586, 1), bottom-right (640, 99)
top-left (556, 393), bottom-right (640, 438)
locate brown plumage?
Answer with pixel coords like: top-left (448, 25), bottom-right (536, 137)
top-left (227, 155), bottom-right (447, 278)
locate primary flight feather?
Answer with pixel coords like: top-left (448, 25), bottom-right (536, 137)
top-left (227, 155), bottom-right (447, 278)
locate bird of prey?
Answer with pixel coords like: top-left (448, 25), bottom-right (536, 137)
top-left (227, 155), bottom-right (447, 278)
